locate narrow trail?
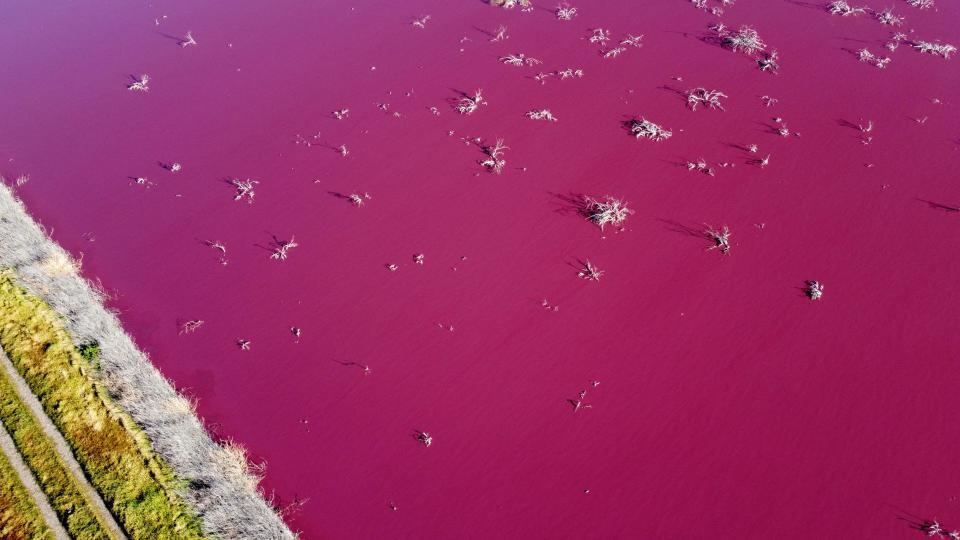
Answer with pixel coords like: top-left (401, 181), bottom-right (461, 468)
top-left (0, 421), bottom-right (70, 540)
top-left (0, 349), bottom-right (129, 540)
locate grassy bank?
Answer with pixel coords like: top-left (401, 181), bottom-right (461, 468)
top-left (0, 271), bottom-right (207, 539)
top-left (0, 439), bottom-right (54, 540)
top-left (0, 358), bottom-right (110, 539)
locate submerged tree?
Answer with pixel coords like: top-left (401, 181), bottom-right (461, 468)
top-left (827, 1), bottom-right (866, 16)
top-left (806, 280), bottom-right (824, 300)
top-left (686, 158), bottom-right (716, 176)
top-left (723, 26), bottom-right (767, 55)
top-left (205, 240), bottom-right (228, 264)
top-left (621, 34), bottom-right (644, 48)
top-left (180, 320), bottom-right (205, 334)
top-left (526, 109), bottom-right (558, 121)
top-left (686, 87), bottom-right (728, 111)
top-left (415, 431), bottom-right (433, 447)
top-left (349, 192), bottom-right (370, 206)
top-left (603, 46), bottom-right (627, 58)
top-left (479, 138), bottom-right (509, 174)
top-left (556, 68), bottom-right (584, 79)
top-left (556, 4), bottom-right (578, 20)
top-left (456, 89), bottom-right (485, 115)
top-left (179, 31), bottom-right (198, 47)
top-left (491, 0), bottom-right (533, 9)
top-left (578, 260), bottom-right (604, 281)
top-left (231, 178), bottom-right (258, 203)
top-left (906, 0), bottom-right (934, 9)
top-left (270, 236), bottom-right (299, 261)
top-left (500, 53), bottom-right (541, 67)
top-left (912, 40), bottom-right (957, 58)
top-left (629, 118), bottom-right (673, 141)
top-left (127, 74), bottom-right (150, 92)
top-left (584, 196), bottom-right (634, 230)
top-left (589, 28), bottom-right (611, 44)
top-left (858, 48), bottom-right (892, 68)
top-left (411, 15), bottom-right (431, 29)
top-left (876, 8), bottom-right (904, 25)
top-left (757, 50), bottom-right (780, 73)
top-left (705, 224), bottom-right (732, 254)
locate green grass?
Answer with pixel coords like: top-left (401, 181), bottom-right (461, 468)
top-left (0, 361), bottom-right (112, 539)
top-left (0, 272), bottom-right (207, 539)
top-left (0, 439), bottom-right (54, 540)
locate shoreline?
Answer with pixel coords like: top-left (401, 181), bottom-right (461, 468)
top-left (0, 183), bottom-right (295, 539)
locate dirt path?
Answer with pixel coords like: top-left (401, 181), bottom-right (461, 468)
top-left (0, 349), bottom-right (129, 540)
top-left (0, 421), bottom-right (70, 540)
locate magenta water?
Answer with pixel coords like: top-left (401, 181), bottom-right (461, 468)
top-left (2, 0), bottom-right (959, 538)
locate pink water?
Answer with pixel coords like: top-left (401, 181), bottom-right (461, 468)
top-left (2, 0), bottom-right (960, 538)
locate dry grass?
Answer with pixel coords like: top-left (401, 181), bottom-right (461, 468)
top-left (0, 440), bottom-right (54, 540)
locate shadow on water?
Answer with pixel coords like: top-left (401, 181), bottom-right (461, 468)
top-left (917, 198), bottom-right (959, 213)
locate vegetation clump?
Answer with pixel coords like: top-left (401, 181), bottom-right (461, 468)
top-left (584, 196), bottom-right (634, 230)
top-left (629, 118), bottom-right (672, 141)
top-left (913, 40), bottom-right (957, 58)
top-left (828, 1), bottom-right (866, 16)
top-left (723, 26), bottom-right (766, 55)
